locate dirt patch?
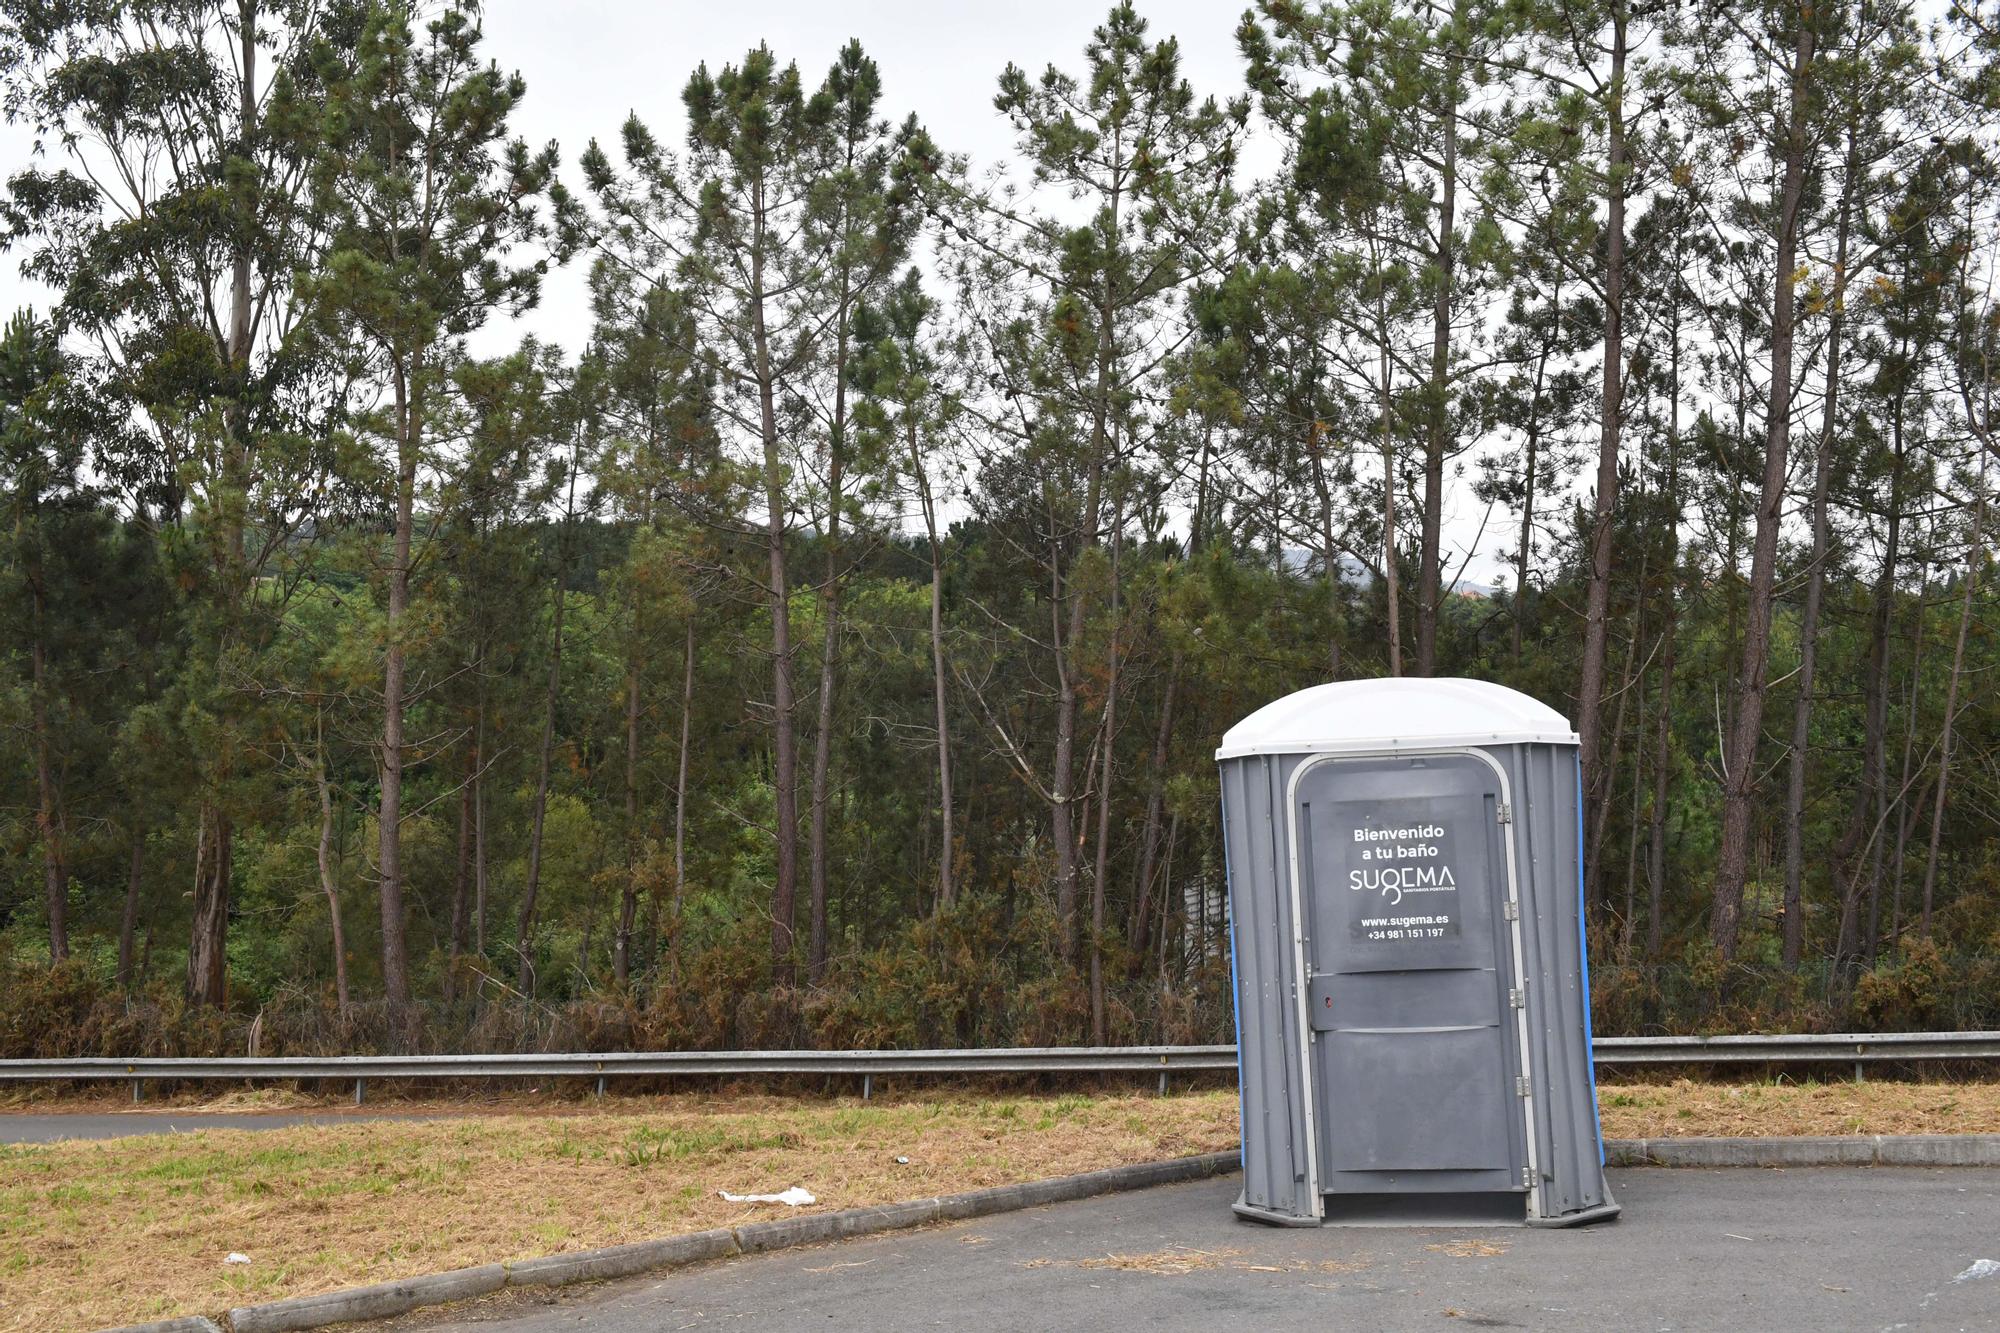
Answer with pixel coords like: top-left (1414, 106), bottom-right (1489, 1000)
top-left (1066, 1247), bottom-right (1370, 1277)
top-left (1078, 1245), bottom-right (1246, 1274)
top-left (1428, 1239), bottom-right (1509, 1258)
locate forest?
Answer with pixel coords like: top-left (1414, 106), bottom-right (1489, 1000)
top-left (2, 0), bottom-right (1998, 1056)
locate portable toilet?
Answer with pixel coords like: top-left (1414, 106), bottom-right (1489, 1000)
top-left (1216, 677), bottom-right (1618, 1227)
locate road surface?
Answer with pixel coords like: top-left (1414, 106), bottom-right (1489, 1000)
top-left (0, 1112), bottom-right (429, 1143)
top-left (407, 1168), bottom-right (2000, 1331)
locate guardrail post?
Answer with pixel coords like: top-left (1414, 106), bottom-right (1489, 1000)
top-left (354, 1078), bottom-right (365, 1106)
top-left (1854, 1061), bottom-right (1864, 1084)
top-left (863, 1074), bottom-right (872, 1101)
top-left (132, 1079), bottom-right (142, 1103)
top-left (1158, 1070), bottom-right (1168, 1096)
top-left (596, 1075), bottom-right (606, 1099)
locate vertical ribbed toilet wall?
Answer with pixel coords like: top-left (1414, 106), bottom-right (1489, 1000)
top-left (1221, 753), bottom-right (1316, 1222)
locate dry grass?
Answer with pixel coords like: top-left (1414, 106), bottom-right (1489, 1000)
top-left (1595, 1076), bottom-right (2000, 1138)
top-left (0, 1090), bottom-right (1240, 1332)
top-left (6, 1076), bottom-right (2000, 1330)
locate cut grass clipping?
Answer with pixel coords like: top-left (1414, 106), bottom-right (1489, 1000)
top-left (4, 1078), bottom-right (1998, 1330)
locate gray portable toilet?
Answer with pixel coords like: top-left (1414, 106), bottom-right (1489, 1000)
top-left (1216, 677), bottom-right (1618, 1227)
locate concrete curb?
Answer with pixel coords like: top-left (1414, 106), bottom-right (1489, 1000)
top-left (188, 1150), bottom-right (1240, 1333)
top-left (1605, 1134), bottom-right (2000, 1168)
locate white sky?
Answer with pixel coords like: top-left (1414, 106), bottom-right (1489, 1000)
top-left (0, 0), bottom-right (1510, 583)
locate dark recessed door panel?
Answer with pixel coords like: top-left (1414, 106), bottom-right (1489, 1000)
top-left (1296, 754), bottom-right (1525, 1191)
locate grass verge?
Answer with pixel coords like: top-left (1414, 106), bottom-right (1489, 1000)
top-left (0, 1091), bottom-right (1239, 1331)
top-left (1597, 1075), bottom-right (2000, 1137)
top-left (5, 1077), bottom-right (2000, 1330)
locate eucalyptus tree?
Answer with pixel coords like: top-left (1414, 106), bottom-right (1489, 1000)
top-left (1, 0), bottom-right (361, 1004)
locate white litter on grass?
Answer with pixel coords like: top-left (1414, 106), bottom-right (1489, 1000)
top-left (1953, 1259), bottom-right (2000, 1283)
top-left (894, 1156), bottom-right (910, 1165)
top-left (718, 1186), bottom-right (816, 1206)
top-left (225, 1253), bottom-right (251, 1265)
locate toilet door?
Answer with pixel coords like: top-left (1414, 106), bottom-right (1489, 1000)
top-left (1293, 752), bottom-right (1528, 1194)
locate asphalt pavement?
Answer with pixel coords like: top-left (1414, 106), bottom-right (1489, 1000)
top-left (409, 1168), bottom-right (2000, 1332)
top-left (0, 1112), bottom-right (429, 1143)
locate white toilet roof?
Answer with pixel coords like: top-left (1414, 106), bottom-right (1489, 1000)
top-left (1215, 677), bottom-right (1578, 760)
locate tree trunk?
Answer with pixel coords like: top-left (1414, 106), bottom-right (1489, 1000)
top-left (1921, 488), bottom-right (1984, 936)
top-left (1089, 502), bottom-right (1125, 1044)
top-left (29, 579), bottom-right (67, 964)
top-left (1376, 252), bottom-right (1403, 677)
top-left (1646, 316), bottom-right (1682, 962)
top-left (1512, 318), bottom-right (1551, 663)
top-left (313, 714), bottom-right (351, 1012)
top-left (674, 612), bottom-right (695, 936)
top-left (615, 575), bottom-right (644, 986)
top-left (376, 356), bottom-right (419, 1009)
top-left (912, 418), bottom-right (956, 913)
top-left (1575, 1), bottom-right (1627, 827)
top-left (1128, 656), bottom-right (1180, 961)
top-left (1889, 567), bottom-right (1929, 946)
top-left (1781, 126), bottom-right (1856, 966)
top-left (186, 0), bottom-right (261, 1008)
top-left (1710, 15), bottom-right (1817, 958)
top-left (807, 245), bottom-right (860, 982)
top-left (117, 828), bottom-right (144, 988)
top-left (1833, 394), bottom-right (1908, 970)
top-left (1588, 548), bottom-right (1644, 908)
top-left (188, 808), bottom-right (231, 1007)
top-left (451, 736), bottom-right (473, 964)
top-left (1621, 666), bottom-right (1648, 956)
top-left (517, 439), bottom-right (580, 996)
top-left (1308, 430), bottom-right (1344, 676)
top-left (750, 182), bottom-right (802, 987)
top-left (807, 458), bottom-right (845, 981)
top-left (1644, 606), bottom-right (1679, 962)
top-left (1416, 50), bottom-right (1458, 678)
top-left (473, 676), bottom-right (489, 957)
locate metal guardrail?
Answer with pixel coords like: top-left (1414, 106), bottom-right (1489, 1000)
top-left (0, 1032), bottom-right (1993, 1100)
top-left (1593, 1031), bottom-right (2000, 1065)
top-left (0, 1044), bottom-right (1240, 1083)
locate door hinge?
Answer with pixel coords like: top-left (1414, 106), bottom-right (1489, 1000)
top-left (1516, 1076), bottom-right (1532, 1097)
top-left (1508, 988), bottom-right (1524, 1010)
top-left (1496, 803), bottom-right (1513, 824)
top-left (1522, 1165), bottom-right (1535, 1189)
top-left (1503, 899), bottom-right (1519, 921)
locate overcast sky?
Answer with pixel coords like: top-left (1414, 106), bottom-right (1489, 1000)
top-left (475, 0), bottom-right (1274, 356)
top-left (0, 1), bottom-right (1509, 583)
top-left (0, 0), bottom-right (1267, 342)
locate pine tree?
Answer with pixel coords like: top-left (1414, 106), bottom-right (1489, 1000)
top-left (305, 0), bottom-right (567, 1005)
